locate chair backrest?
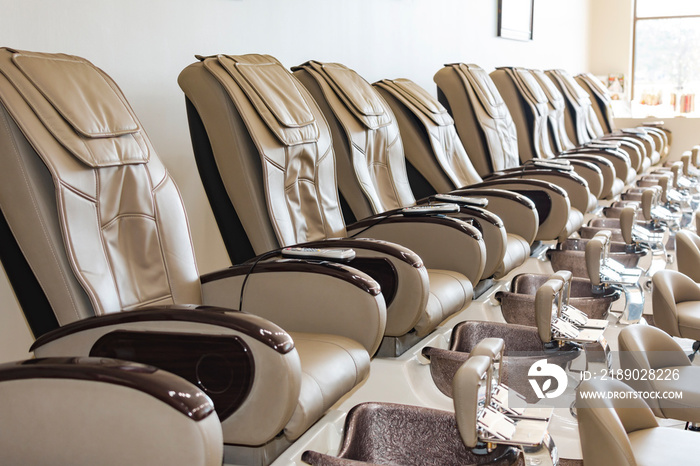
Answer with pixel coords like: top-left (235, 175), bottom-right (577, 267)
top-left (292, 61), bottom-right (416, 220)
top-left (490, 67), bottom-right (557, 161)
top-left (373, 78), bottom-right (483, 195)
top-left (434, 63), bottom-right (522, 177)
top-left (652, 269), bottom-right (700, 337)
top-left (0, 48), bottom-right (201, 332)
top-left (576, 72), bottom-right (616, 134)
top-left (179, 54), bottom-right (347, 259)
top-left (530, 69), bottom-right (577, 153)
top-left (545, 69), bottom-right (603, 144)
top-left (577, 378), bottom-right (658, 466)
top-left (675, 230), bottom-right (700, 282)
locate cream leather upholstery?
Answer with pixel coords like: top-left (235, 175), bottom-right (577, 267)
top-left (576, 72), bottom-right (668, 164)
top-left (179, 54), bottom-right (469, 339)
top-left (373, 77), bottom-right (533, 278)
top-left (652, 270), bottom-right (700, 342)
top-left (676, 230), bottom-right (700, 282)
top-left (546, 69), bottom-right (655, 174)
top-left (434, 63), bottom-right (587, 240)
top-left (0, 358), bottom-right (223, 466)
top-left (493, 67), bottom-right (631, 199)
top-left (618, 325), bottom-right (700, 423)
top-left (577, 378), bottom-right (700, 466)
top-left (293, 60), bottom-right (488, 285)
top-left (0, 48), bottom-right (373, 448)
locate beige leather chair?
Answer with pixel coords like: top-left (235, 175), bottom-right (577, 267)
top-left (545, 69), bottom-right (657, 171)
top-left (0, 358), bottom-right (223, 466)
top-left (577, 378), bottom-right (700, 466)
top-left (652, 270), bottom-right (700, 354)
top-left (434, 63), bottom-right (590, 241)
top-left (676, 230), bottom-right (700, 282)
top-left (618, 325), bottom-right (700, 424)
top-left (179, 54), bottom-right (473, 352)
top-left (290, 60), bottom-right (495, 284)
top-left (492, 67), bottom-right (632, 199)
top-left (576, 72), bottom-right (669, 164)
top-left (0, 48), bottom-right (378, 462)
top-left (530, 68), bottom-right (644, 185)
top-left (373, 77), bottom-right (538, 277)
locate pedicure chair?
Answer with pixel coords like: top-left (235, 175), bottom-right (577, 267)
top-left (0, 48), bottom-right (386, 463)
top-left (288, 59), bottom-right (504, 286)
top-left (303, 348), bottom-right (557, 466)
top-left (545, 69), bottom-right (659, 171)
top-left (433, 63), bottom-right (594, 241)
top-left (576, 72), bottom-right (669, 164)
top-left (0, 357), bottom-right (223, 465)
top-left (178, 54), bottom-right (476, 355)
top-left (577, 378), bottom-right (700, 466)
top-left (490, 66), bottom-right (629, 199)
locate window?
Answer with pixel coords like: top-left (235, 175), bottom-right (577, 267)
top-left (632, 0), bottom-right (700, 116)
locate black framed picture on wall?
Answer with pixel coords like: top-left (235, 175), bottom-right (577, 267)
top-left (498, 0), bottom-right (535, 41)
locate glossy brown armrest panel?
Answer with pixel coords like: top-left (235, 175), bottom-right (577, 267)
top-left (449, 188), bottom-right (537, 211)
top-left (31, 305), bottom-right (294, 354)
top-left (0, 357), bottom-right (216, 421)
top-left (414, 197), bottom-right (505, 228)
top-left (202, 258), bottom-right (382, 297)
top-left (348, 212), bottom-right (482, 240)
top-left (297, 238), bottom-right (422, 268)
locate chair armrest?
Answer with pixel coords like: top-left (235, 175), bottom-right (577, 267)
top-left (487, 169), bottom-right (593, 214)
top-left (447, 188), bottom-right (538, 245)
top-left (560, 154), bottom-right (619, 196)
top-left (347, 214), bottom-right (486, 284)
top-left (201, 260), bottom-right (386, 354)
top-left (30, 306), bottom-right (302, 445)
top-left (464, 179), bottom-right (570, 242)
top-left (294, 238), bottom-right (429, 337)
top-left (0, 357), bottom-right (223, 466)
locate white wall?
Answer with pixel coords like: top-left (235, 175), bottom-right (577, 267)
top-left (0, 0), bottom-right (591, 363)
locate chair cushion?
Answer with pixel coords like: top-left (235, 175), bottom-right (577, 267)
top-left (629, 426), bottom-right (700, 466)
top-left (416, 269), bottom-right (473, 337)
top-left (494, 234), bottom-right (530, 279)
top-left (284, 332), bottom-right (370, 440)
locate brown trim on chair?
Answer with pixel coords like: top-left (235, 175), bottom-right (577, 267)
top-left (0, 357), bottom-right (217, 421)
top-left (297, 238), bottom-right (423, 268)
top-left (31, 306), bottom-right (295, 355)
top-left (200, 259), bottom-right (382, 296)
top-left (348, 213), bottom-right (483, 240)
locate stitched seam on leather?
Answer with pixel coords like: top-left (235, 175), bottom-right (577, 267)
top-left (94, 168), bottom-right (122, 313)
top-left (101, 213), bottom-right (157, 230)
top-left (385, 129), bottom-right (404, 206)
top-left (0, 111), bottom-right (82, 323)
top-left (151, 172), bottom-right (180, 306)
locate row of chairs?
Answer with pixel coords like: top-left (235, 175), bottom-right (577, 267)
top-left (0, 46), bottom-right (686, 465)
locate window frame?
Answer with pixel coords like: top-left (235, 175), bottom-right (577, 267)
top-left (631, 0), bottom-right (700, 101)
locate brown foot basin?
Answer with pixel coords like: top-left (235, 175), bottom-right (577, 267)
top-left (302, 402), bottom-right (523, 465)
top-left (496, 273), bottom-right (620, 326)
top-left (422, 321), bottom-right (579, 403)
top-left (547, 237), bottom-right (646, 277)
top-left (580, 218), bottom-right (625, 242)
